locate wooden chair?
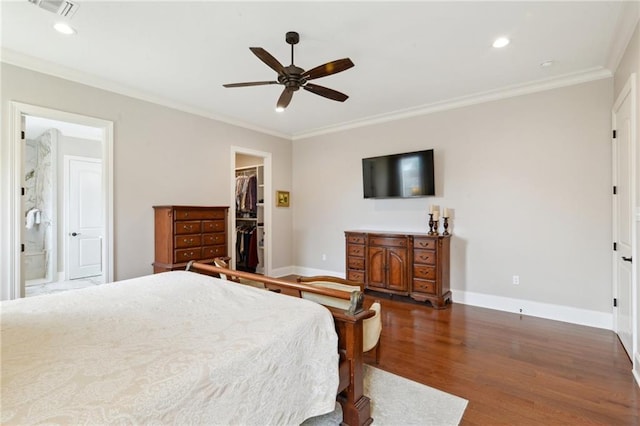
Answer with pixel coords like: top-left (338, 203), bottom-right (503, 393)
top-left (297, 275), bottom-right (382, 364)
top-left (212, 257), bottom-right (268, 290)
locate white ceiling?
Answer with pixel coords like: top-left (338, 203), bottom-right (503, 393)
top-left (2, 1), bottom-right (638, 139)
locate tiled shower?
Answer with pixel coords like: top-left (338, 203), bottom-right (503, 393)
top-left (24, 129), bottom-right (57, 285)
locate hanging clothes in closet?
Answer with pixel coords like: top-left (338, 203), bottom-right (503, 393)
top-left (235, 174), bottom-right (257, 217)
top-left (236, 224), bottom-right (258, 272)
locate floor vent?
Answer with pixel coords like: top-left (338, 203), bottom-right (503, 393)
top-left (28, 0), bottom-right (79, 18)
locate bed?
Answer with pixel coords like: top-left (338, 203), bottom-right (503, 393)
top-left (1, 263), bottom-right (373, 426)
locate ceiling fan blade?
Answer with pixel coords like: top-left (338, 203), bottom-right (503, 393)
top-left (250, 47), bottom-right (286, 75)
top-left (303, 83), bottom-right (349, 102)
top-left (277, 88), bottom-right (295, 110)
top-left (223, 81), bottom-right (279, 88)
top-left (302, 58), bottom-right (354, 80)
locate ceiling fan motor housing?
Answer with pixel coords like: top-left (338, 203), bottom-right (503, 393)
top-left (278, 65), bottom-right (306, 90)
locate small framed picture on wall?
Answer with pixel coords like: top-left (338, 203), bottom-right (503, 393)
top-left (276, 190), bottom-right (290, 207)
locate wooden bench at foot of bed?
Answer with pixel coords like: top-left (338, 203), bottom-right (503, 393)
top-left (186, 261), bottom-right (373, 426)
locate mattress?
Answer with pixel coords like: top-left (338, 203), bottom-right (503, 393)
top-left (1, 271), bottom-right (339, 425)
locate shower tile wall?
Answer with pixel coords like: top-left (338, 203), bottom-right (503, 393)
top-left (24, 130), bottom-right (54, 281)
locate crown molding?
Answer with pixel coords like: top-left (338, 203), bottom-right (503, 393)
top-left (605, 2), bottom-right (640, 73)
top-left (0, 48), bottom-right (290, 140)
top-left (2, 48), bottom-right (614, 143)
top-left (292, 67), bottom-right (613, 140)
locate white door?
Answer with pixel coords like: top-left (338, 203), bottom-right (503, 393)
top-left (67, 158), bottom-right (103, 280)
top-left (612, 82), bottom-right (634, 359)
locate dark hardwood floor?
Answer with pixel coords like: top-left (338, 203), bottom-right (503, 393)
top-left (361, 293), bottom-right (639, 425)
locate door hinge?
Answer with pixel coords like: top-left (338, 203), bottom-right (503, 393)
top-left (613, 129), bottom-right (617, 139)
top-left (21, 244), bottom-right (25, 253)
top-left (613, 298), bottom-right (617, 307)
top-left (21, 187), bottom-right (25, 196)
top-left (613, 186), bottom-right (617, 195)
top-left (613, 242), bottom-right (617, 251)
top-left (21, 130), bottom-right (25, 140)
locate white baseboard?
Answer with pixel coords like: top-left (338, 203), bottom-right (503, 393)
top-left (453, 290), bottom-right (613, 330)
top-left (285, 266), bottom-right (613, 330)
top-left (293, 266), bottom-right (345, 279)
top-left (270, 265), bottom-right (297, 278)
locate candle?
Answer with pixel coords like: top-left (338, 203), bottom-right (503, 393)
top-left (430, 205), bottom-right (439, 214)
top-left (443, 208), bottom-right (450, 218)
top-left (433, 211), bottom-right (439, 221)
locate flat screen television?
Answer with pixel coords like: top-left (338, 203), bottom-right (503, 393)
top-left (362, 149), bottom-right (435, 198)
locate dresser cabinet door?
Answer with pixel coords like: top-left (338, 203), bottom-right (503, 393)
top-left (366, 245), bottom-right (408, 292)
top-left (387, 247), bottom-right (408, 292)
top-left (367, 246), bottom-right (386, 289)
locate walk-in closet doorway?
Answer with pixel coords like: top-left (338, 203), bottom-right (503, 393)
top-left (230, 147), bottom-right (272, 276)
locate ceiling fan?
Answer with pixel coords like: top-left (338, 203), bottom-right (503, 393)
top-left (223, 31), bottom-right (354, 111)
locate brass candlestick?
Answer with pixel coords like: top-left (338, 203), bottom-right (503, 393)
top-left (443, 217), bottom-right (450, 235)
top-left (432, 219), bottom-right (439, 235)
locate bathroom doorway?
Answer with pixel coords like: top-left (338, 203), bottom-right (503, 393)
top-left (23, 117), bottom-right (105, 297)
top-left (5, 102), bottom-right (114, 300)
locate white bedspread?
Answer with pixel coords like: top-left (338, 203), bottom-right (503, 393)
top-left (1, 271), bottom-right (339, 425)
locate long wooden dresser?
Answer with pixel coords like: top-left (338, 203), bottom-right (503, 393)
top-left (345, 230), bottom-right (451, 308)
top-left (153, 205), bottom-right (229, 273)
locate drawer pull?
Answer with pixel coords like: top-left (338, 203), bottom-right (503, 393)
top-left (183, 251), bottom-right (194, 258)
top-left (183, 225), bottom-right (192, 231)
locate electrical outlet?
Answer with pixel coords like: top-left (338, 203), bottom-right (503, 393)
top-left (512, 275), bottom-right (520, 285)
top-left (322, 254), bottom-right (327, 261)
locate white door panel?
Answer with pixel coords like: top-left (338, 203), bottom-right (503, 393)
top-left (613, 82), bottom-right (634, 359)
top-left (68, 158), bottom-right (103, 280)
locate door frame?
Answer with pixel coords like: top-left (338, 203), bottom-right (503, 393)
top-left (4, 102), bottom-right (114, 300)
top-left (230, 146), bottom-right (272, 276)
top-left (611, 74), bottom-right (638, 376)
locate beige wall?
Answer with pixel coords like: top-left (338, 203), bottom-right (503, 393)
top-left (293, 79), bottom-right (613, 315)
top-left (1, 63), bottom-right (292, 287)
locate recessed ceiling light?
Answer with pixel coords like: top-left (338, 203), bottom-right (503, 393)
top-left (540, 60), bottom-right (554, 68)
top-left (54, 22), bottom-right (76, 35)
top-left (492, 37), bottom-right (510, 48)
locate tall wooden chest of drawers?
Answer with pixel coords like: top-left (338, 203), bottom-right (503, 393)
top-left (153, 205), bottom-right (229, 273)
top-left (345, 230), bottom-right (451, 308)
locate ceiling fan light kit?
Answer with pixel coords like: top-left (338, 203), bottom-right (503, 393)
top-left (223, 31), bottom-right (354, 111)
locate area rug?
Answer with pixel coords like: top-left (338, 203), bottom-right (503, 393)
top-left (303, 364), bottom-right (468, 425)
